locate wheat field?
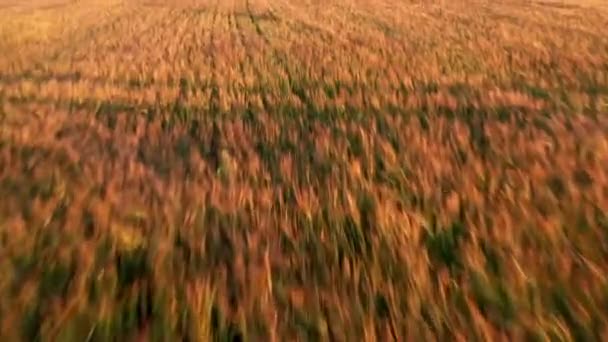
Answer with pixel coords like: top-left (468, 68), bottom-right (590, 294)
top-left (1, 0), bottom-right (608, 340)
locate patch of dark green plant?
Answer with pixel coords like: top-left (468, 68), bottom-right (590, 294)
top-left (105, 295), bottom-right (146, 339)
top-left (172, 100), bottom-right (193, 125)
top-left (115, 247), bottom-right (150, 291)
top-left (87, 269), bottom-right (104, 305)
top-left (306, 105), bottom-right (335, 125)
top-left (209, 85), bottom-right (220, 116)
top-left (573, 169), bottom-right (593, 188)
top-left (546, 175), bottom-right (566, 198)
top-left (292, 307), bottom-right (322, 341)
top-left (416, 110), bottom-right (430, 131)
top-left (137, 143), bottom-right (171, 178)
top-left (423, 218), bottom-right (468, 273)
top-left (470, 271), bottom-right (517, 329)
top-left (450, 282), bottom-right (474, 328)
top-left (288, 78), bottom-right (310, 106)
top-left (211, 304), bottom-right (244, 342)
top-left (416, 80), bottom-right (439, 94)
top-left (376, 237), bottom-right (407, 283)
top-left (38, 259), bottom-right (75, 301)
top-left (583, 79), bottom-right (608, 97)
top-left (481, 240), bottom-right (503, 276)
top-left (202, 207), bottom-right (235, 269)
top-left (49, 197), bottom-right (70, 228)
top-left (345, 130), bottom-right (364, 159)
top-left (255, 141), bottom-right (282, 183)
top-left (10, 253), bottom-right (37, 295)
top-left (341, 213), bottom-right (372, 261)
top-left (146, 288), bottom-right (174, 341)
top-left (28, 177), bottom-right (55, 201)
top-left (447, 82), bottom-right (472, 98)
top-left (467, 119), bottom-right (491, 159)
top-left (419, 301), bottom-right (449, 339)
top-left (521, 83), bottom-right (551, 101)
top-left (93, 235), bottom-right (113, 271)
top-left (323, 82), bottom-right (336, 99)
top-left (174, 134), bottom-right (192, 162)
top-left (0, 177), bottom-right (22, 198)
top-left (372, 149), bottom-right (389, 183)
top-left (374, 115), bottom-right (400, 151)
top-left (173, 228), bottom-right (206, 279)
top-left (495, 106), bottom-right (513, 122)
top-left (94, 102), bottom-right (137, 129)
top-left (374, 292), bottom-right (398, 340)
top-left (551, 284), bottom-right (596, 341)
top-left (34, 228), bottom-right (60, 255)
top-left (374, 292), bottom-right (391, 320)
top-left (357, 190), bottom-right (378, 235)
top-left (290, 213), bottom-right (333, 286)
top-left (21, 302), bottom-right (42, 342)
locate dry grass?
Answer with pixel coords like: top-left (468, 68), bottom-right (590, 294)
top-left (1, 0), bottom-right (608, 340)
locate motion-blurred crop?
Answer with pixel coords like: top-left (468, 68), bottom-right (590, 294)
top-left (1, 0), bottom-right (608, 340)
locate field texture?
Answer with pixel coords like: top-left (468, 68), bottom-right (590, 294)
top-left (1, 0), bottom-right (608, 340)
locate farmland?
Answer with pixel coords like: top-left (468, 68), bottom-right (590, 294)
top-left (1, 0), bottom-right (608, 340)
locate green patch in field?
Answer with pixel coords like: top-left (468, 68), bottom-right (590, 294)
top-left (420, 301), bottom-right (449, 338)
top-left (201, 206), bottom-right (236, 270)
top-left (467, 119), bottom-right (491, 159)
top-left (95, 102), bottom-right (136, 129)
top-left (292, 307), bottom-right (323, 340)
top-left (342, 214), bottom-right (369, 260)
top-left (447, 82), bottom-right (472, 98)
top-left (28, 177), bottom-right (55, 201)
top-left (94, 235), bottom-right (113, 269)
top-left (288, 78), bottom-right (310, 108)
top-left (211, 304), bottom-right (243, 342)
top-left (38, 259), bottom-right (75, 301)
top-left (416, 80), bottom-right (439, 94)
top-left (496, 106), bottom-right (513, 122)
top-left (551, 285), bottom-right (595, 341)
top-left (137, 142), bottom-right (171, 178)
top-left (416, 110), bottom-right (430, 131)
top-left (115, 247), bottom-right (150, 291)
top-left (174, 134), bottom-right (192, 162)
top-left (521, 84), bottom-right (551, 101)
top-left (470, 271), bottom-right (517, 329)
top-left (49, 197), bottom-right (70, 227)
top-left (323, 82), bottom-right (336, 99)
top-left (583, 81), bottom-right (608, 97)
top-left (255, 141), bottom-right (282, 183)
top-left (11, 253), bottom-right (37, 295)
top-left (481, 240), bottom-right (503, 276)
top-left (346, 131), bottom-right (364, 158)
top-left (21, 302), bottom-right (42, 342)
top-left (546, 175), bottom-right (566, 198)
top-left (423, 218), bottom-right (468, 273)
top-left (573, 169), bottom-right (593, 188)
top-left (358, 191), bottom-right (377, 234)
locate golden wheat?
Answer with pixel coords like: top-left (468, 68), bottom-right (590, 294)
top-left (1, 0), bottom-right (608, 340)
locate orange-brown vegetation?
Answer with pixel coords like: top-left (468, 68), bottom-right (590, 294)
top-left (1, 0), bottom-right (608, 340)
